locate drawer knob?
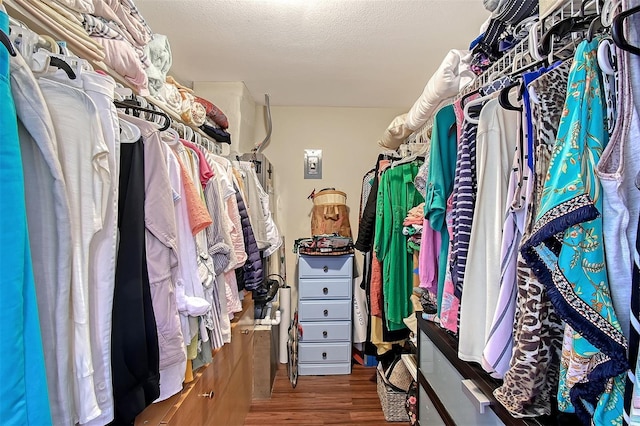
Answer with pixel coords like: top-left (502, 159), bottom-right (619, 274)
top-left (241, 329), bottom-right (250, 335)
top-left (322, 331), bottom-right (328, 338)
top-left (322, 287), bottom-right (328, 295)
top-left (323, 266), bottom-right (329, 273)
top-left (323, 309), bottom-right (329, 317)
top-left (322, 352), bottom-right (327, 359)
top-left (198, 391), bottom-right (215, 399)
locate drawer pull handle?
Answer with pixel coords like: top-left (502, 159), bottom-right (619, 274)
top-left (241, 329), bottom-right (250, 335)
top-left (198, 391), bottom-right (215, 399)
top-left (323, 309), bottom-right (329, 317)
top-left (323, 266), bottom-right (329, 273)
top-left (322, 287), bottom-right (328, 295)
top-left (322, 352), bottom-right (327, 359)
top-left (322, 331), bottom-right (328, 338)
top-left (461, 379), bottom-right (491, 414)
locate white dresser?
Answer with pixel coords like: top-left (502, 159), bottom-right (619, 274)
top-left (297, 254), bottom-right (353, 376)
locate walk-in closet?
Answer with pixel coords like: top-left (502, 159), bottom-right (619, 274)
top-left (1, 0), bottom-right (639, 425)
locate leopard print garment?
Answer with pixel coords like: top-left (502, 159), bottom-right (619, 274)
top-left (494, 60), bottom-right (572, 418)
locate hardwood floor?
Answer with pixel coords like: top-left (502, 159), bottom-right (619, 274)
top-left (245, 364), bottom-right (410, 426)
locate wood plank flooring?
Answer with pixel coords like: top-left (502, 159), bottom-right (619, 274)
top-left (245, 364), bottom-right (410, 426)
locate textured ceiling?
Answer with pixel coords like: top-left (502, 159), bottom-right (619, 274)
top-left (135, 0), bottom-right (490, 108)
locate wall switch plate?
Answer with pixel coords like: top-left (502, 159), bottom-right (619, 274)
top-left (304, 149), bottom-right (322, 179)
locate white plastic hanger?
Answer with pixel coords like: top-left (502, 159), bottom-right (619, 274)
top-left (184, 125), bottom-right (194, 142)
top-left (161, 128), bottom-right (180, 146)
top-left (119, 118), bottom-right (142, 144)
top-left (9, 23), bottom-right (39, 63)
top-left (114, 85), bottom-right (133, 101)
top-left (391, 143), bottom-right (429, 168)
top-left (463, 92), bottom-right (498, 124)
top-left (597, 38), bottom-right (617, 76)
top-left (528, 19), bottom-right (545, 62)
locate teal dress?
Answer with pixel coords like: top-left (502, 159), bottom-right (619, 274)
top-left (521, 39), bottom-right (627, 426)
top-left (423, 105), bottom-right (457, 315)
top-left (0, 11), bottom-right (52, 426)
top-left (374, 161), bottom-right (423, 331)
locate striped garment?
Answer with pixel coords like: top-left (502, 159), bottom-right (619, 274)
top-left (450, 100), bottom-right (479, 300)
top-left (81, 13), bottom-right (150, 67)
top-left (450, 76), bottom-right (513, 301)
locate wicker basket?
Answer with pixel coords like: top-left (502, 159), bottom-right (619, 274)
top-left (313, 189), bottom-right (347, 206)
top-left (376, 367), bottom-right (409, 422)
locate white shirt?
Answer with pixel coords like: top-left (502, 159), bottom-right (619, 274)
top-left (39, 75), bottom-right (110, 424)
top-left (81, 70), bottom-right (119, 426)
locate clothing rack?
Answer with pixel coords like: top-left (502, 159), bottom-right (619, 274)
top-left (114, 91), bottom-right (224, 155)
top-left (141, 95), bottom-right (225, 155)
top-left (3, 4), bottom-right (228, 157)
top-left (459, 0), bottom-right (604, 97)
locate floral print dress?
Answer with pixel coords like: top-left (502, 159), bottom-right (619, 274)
top-left (521, 39), bottom-right (628, 426)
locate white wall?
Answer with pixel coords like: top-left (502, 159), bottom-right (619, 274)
top-left (253, 105), bottom-right (405, 301)
top-left (192, 81), bottom-right (257, 154)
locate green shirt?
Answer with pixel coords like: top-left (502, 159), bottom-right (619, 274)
top-left (374, 160), bottom-right (423, 331)
top-left (423, 104), bottom-right (457, 314)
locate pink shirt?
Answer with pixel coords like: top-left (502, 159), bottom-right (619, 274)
top-left (181, 140), bottom-right (214, 187)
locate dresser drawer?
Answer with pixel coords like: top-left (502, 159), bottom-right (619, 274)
top-left (420, 331), bottom-right (503, 426)
top-left (299, 363), bottom-right (351, 376)
top-left (419, 383), bottom-right (446, 426)
top-left (299, 255), bottom-right (352, 278)
top-left (300, 321), bottom-right (350, 342)
top-left (299, 277), bottom-right (351, 300)
top-left (299, 299), bottom-right (351, 322)
top-left (299, 342), bottom-right (351, 363)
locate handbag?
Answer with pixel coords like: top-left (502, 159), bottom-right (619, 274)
top-left (382, 356), bottom-right (412, 393)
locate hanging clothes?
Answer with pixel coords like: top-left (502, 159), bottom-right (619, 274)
top-left (10, 49), bottom-right (73, 426)
top-left (596, 30), bottom-right (640, 343)
top-left (520, 39), bottom-right (627, 426)
top-left (482, 96), bottom-right (528, 379)
top-left (236, 161), bottom-right (270, 251)
top-left (38, 71), bottom-right (110, 424)
top-left (622, 3), bottom-right (640, 420)
top-left (458, 98), bottom-right (519, 364)
top-left (235, 180), bottom-right (263, 291)
top-left (0, 10), bottom-right (52, 425)
top-left (80, 70), bottom-right (122, 426)
top-left (112, 137), bottom-right (160, 424)
top-left (493, 60), bottom-right (571, 418)
top-left (120, 114), bottom-right (187, 404)
top-left (374, 160), bottom-right (423, 331)
top-left (422, 105), bottom-right (457, 315)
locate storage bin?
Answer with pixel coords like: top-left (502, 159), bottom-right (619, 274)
top-left (312, 189), bottom-right (347, 206)
top-left (376, 367), bottom-right (409, 422)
